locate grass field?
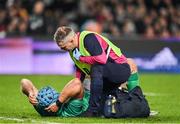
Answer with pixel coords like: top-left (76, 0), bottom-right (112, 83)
top-left (0, 74), bottom-right (180, 123)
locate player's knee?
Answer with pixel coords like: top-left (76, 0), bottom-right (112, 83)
top-left (127, 58), bottom-right (138, 73)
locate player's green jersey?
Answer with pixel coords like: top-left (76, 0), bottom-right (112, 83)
top-left (56, 90), bottom-right (90, 117)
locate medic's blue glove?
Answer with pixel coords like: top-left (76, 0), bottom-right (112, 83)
top-left (73, 48), bottom-right (81, 60)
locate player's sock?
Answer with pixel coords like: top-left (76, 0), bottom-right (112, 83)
top-left (127, 72), bottom-right (139, 91)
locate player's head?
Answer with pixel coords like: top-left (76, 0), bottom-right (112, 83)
top-left (35, 86), bottom-right (60, 116)
top-left (54, 26), bottom-right (77, 51)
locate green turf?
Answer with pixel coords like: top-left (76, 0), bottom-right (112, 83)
top-left (0, 74), bottom-right (180, 123)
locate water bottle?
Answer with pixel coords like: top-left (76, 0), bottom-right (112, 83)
top-left (104, 95), bottom-right (113, 117)
top-left (111, 96), bottom-right (116, 114)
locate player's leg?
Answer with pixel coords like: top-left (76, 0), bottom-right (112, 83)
top-left (127, 58), bottom-right (138, 74)
top-left (20, 78), bottom-right (38, 105)
top-left (127, 58), bottom-right (139, 91)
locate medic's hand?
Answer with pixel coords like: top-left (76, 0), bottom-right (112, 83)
top-left (73, 48), bottom-right (81, 60)
top-left (45, 103), bottom-right (59, 113)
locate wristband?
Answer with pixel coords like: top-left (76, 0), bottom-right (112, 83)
top-left (56, 100), bottom-right (63, 108)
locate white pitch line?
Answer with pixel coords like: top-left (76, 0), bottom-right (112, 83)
top-left (31, 120), bottom-right (63, 124)
top-left (0, 116), bottom-right (24, 122)
top-left (0, 116), bottom-right (64, 124)
top-left (150, 110), bottom-right (159, 116)
top-left (144, 92), bottom-right (169, 96)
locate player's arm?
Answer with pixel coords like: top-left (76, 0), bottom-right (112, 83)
top-left (20, 79), bottom-right (38, 105)
top-left (45, 78), bottom-right (84, 112)
top-left (79, 33), bottom-right (108, 64)
top-left (58, 78), bottom-right (83, 103)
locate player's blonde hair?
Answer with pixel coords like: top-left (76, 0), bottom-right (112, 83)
top-left (53, 26), bottom-right (75, 45)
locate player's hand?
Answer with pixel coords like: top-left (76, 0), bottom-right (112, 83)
top-left (73, 48), bottom-right (81, 60)
top-left (28, 93), bottom-right (38, 105)
top-left (45, 103), bottom-right (59, 113)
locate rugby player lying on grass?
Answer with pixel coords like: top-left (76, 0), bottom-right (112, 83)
top-left (20, 58), bottom-right (150, 117)
top-left (21, 78), bottom-right (89, 117)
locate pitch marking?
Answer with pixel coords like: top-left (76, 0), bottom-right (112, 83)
top-left (0, 116), bottom-right (24, 122)
top-left (144, 92), bottom-right (169, 96)
top-left (0, 116), bottom-right (63, 124)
